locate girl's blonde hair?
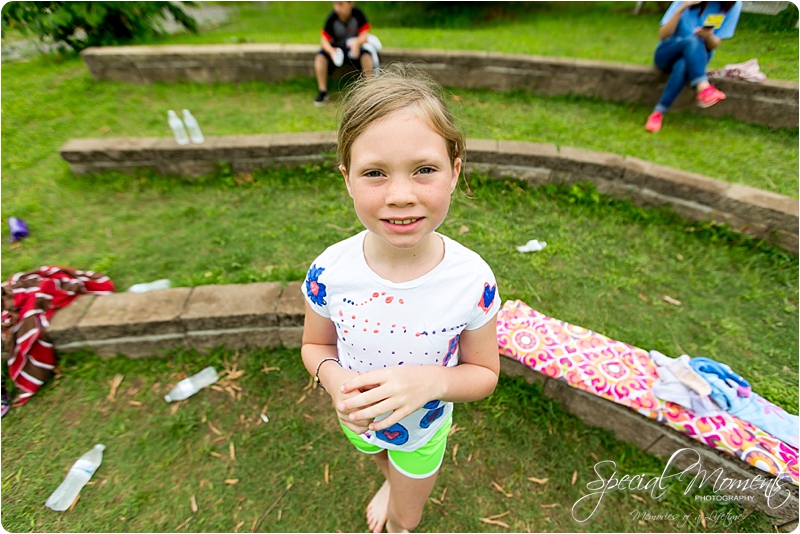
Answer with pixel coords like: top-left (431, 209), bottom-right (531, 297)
top-left (337, 64), bottom-right (465, 171)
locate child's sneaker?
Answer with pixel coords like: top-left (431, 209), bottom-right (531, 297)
top-left (645, 111), bottom-right (663, 132)
top-left (314, 90), bottom-right (329, 107)
top-left (696, 85), bottom-right (726, 108)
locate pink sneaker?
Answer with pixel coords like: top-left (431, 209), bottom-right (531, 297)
top-left (645, 111), bottom-right (663, 132)
top-left (696, 85), bottom-right (726, 108)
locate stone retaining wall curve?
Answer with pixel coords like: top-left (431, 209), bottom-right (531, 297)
top-left (59, 133), bottom-right (800, 253)
top-left (80, 44), bottom-right (799, 129)
top-left (23, 281), bottom-right (798, 521)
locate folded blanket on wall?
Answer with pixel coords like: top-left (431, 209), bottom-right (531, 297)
top-left (497, 299), bottom-right (798, 485)
top-left (1, 267), bottom-right (114, 407)
top-left (690, 357), bottom-right (799, 449)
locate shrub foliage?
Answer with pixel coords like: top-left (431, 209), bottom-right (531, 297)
top-left (1, 1), bottom-right (197, 51)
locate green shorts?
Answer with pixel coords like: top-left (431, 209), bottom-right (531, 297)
top-left (340, 416), bottom-right (452, 479)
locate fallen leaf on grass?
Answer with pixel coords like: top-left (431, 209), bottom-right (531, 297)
top-left (208, 421), bottom-right (223, 436)
top-left (225, 479), bottom-right (239, 485)
top-left (700, 509), bottom-right (706, 528)
top-left (637, 293), bottom-right (650, 303)
top-left (68, 493), bottom-right (81, 511)
top-left (170, 401), bottom-right (182, 415)
top-left (210, 451), bottom-right (224, 458)
top-left (175, 517), bottom-right (192, 530)
top-left (487, 511), bottom-right (510, 520)
top-left (527, 477), bottom-right (548, 485)
top-left (479, 518), bottom-right (509, 528)
top-left (99, 125), bottom-right (111, 133)
top-left (128, 400), bottom-right (142, 407)
top-left (430, 497), bottom-right (443, 505)
top-left (662, 295), bottom-right (682, 306)
top-left (107, 374), bottom-right (124, 401)
top-left (631, 494), bottom-right (647, 504)
top-left (448, 423), bottom-right (464, 437)
top-left (540, 503), bottom-right (560, 509)
top-left (210, 385), bottom-right (226, 393)
top-left (571, 470), bottom-right (577, 485)
top-left (324, 464), bottom-right (329, 484)
top-left (677, 253), bottom-right (684, 261)
top-left (295, 394), bottom-right (306, 405)
top-left (589, 452), bottom-right (598, 462)
top-left (491, 481), bottom-right (513, 498)
top-left (230, 442), bottom-right (235, 461)
top-left (190, 495), bottom-right (198, 513)
top-left (452, 443), bottom-right (459, 466)
top-left (440, 487), bottom-right (447, 502)
top-left (452, 94), bottom-right (462, 102)
top-left (261, 364), bottom-right (280, 374)
top-left (233, 520), bottom-right (245, 532)
top-left (459, 225), bottom-right (469, 234)
top-left (9, 242), bottom-right (21, 249)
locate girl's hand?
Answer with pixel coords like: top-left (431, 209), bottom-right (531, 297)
top-left (325, 365), bottom-right (375, 434)
top-left (338, 366), bottom-right (443, 432)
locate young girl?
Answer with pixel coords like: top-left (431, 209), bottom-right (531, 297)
top-left (301, 67), bottom-right (501, 532)
top-left (645, 1), bottom-right (742, 132)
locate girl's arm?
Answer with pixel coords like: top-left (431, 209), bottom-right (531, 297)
top-left (694, 26), bottom-right (722, 50)
top-left (301, 301), bottom-right (374, 434)
top-left (658, 1), bottom-right (700, 41)
top-left (338, 314), bottom-right (500, 431)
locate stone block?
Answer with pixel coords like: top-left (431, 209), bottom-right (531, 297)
top-left (279, 326), bottom-right (304, 349)
top-left (499, 357), bottom-right (547, 387)
top-left (556, 146), bottom-right (625, 180)
top-left (776, 231), bottom-right (799, 254)
top-left (543, 379), bottom-right (663, 451)
top-left (78, 288), bottom-right (191, 340)
top-left (623, 157), bottom-right (730, 208)
top-left (465, 139), bottom-right (499, 161)
top-left (181, 282), bottom-right (281, 331)
top-left (48, 295), bottom-right (96, 346)
top-left (157, 161), bottom-right (217, 178)
top-left (186, 327), bottom-right (281, 353)
top-left (278, 282), bottom-right (306, 327)
top-left (470, 163), bottom-right (552, 187)
top-left (89, 335), bottom-right (189, 359)
top-left (153, 137), bottom-right (216, 162)
top-left (721, 184), bottom-right (799, 233)
top-left (494, 141), bottom-right (559, 168)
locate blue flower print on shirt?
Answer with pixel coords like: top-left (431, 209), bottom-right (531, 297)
top-left (423, 400), bottom-right (441, 410)
top-left (420, 405), bottom-right (445, 428)
top-left (478, 282), bottom-right (497, 314)
top-left (305, 264), bottom-right (327, 306)
top-left (375, 422), bottom-right (409, 445)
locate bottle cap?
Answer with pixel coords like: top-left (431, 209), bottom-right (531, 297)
top-left (95, 444), bottom-right (106, 452)
top-left (164, 394), bottom-right (172, 402)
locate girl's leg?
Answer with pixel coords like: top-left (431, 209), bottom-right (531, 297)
top-left (653, 36), bottom-right (711, 113)
top-left (367, 452), bottom-right (391, 533)
top-left (386, 462), bottom-right (440, 533)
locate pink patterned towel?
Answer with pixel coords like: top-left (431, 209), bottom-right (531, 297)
top-left (497, 300), bottom-right (798, 485)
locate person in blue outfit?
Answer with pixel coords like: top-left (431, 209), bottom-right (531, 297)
top-left (646, 1), bottom-right (742, 132)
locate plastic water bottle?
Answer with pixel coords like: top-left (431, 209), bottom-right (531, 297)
top-left (167, 110), bottom-right (190, 146)
top-left (45, 444), bottom-right (106, 511)
top-left (164, 367), bottom-right (219, 402)
top-left (127, 279), bottom-right (171, 293)
top-left (332, 48), bottom-right (344, 67)
top-left (7, 217), bottom-right (29, 242)
top-left (181, 109), bottom-right (205, 144)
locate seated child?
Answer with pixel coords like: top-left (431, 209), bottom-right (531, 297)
top-left (314, 1), bottom-right (376, 106)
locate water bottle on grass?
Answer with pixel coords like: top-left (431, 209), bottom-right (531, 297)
top-left (164, 367), bottom-right (219, 402)
top-left (167, 110), bottom-right (190, 146)
top-left (182, 109), bottom-right (205, 144)
top-left (45, 444), bottom-right (105, 511)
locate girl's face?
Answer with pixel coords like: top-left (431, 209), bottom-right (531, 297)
top-left (341, 107), bottom-right (461, 255)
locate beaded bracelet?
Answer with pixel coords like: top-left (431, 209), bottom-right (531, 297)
top-left (314, 358), bottom-right (342, 392)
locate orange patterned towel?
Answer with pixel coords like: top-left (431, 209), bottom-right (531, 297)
top-left (497, 299), bottom-right (798, 486)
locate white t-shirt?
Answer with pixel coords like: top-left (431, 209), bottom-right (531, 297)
top-left (302, 230), bottom-right (501, 451)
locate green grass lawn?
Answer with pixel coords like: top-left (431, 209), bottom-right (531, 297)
top-left (1, 3), bottom-right (798, 531)
top-left (0, 346), bottom-right (780, 532)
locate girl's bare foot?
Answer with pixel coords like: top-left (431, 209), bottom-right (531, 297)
top-left (366, 480), bottom-right (390, 533)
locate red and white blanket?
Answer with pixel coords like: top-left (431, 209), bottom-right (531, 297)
top-left (1, 267), bottom-right (114, 406)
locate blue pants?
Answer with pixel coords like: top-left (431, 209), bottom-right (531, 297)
top-left (653, 35), bottom-right (712, 113)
